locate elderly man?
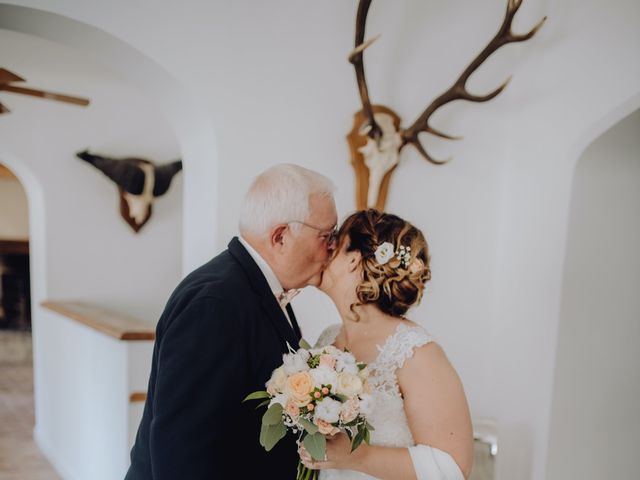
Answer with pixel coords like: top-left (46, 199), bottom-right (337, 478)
top-left (126, 164), bottom-right (337, 479)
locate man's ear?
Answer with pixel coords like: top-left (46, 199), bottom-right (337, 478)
top-left (270, 224), bottom-right (288, 249)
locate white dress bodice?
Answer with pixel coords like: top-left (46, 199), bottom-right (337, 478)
top-left (314, 322), bottom-right (433, 480)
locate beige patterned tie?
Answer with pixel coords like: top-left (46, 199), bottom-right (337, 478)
top-left (277, 289), bottom-right (300, 309)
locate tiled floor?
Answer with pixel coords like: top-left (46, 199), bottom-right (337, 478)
top-left (0, 332), bottom-right (60, 480)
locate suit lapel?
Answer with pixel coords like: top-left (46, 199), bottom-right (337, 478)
top-left (228, 237), bottom-right (300, 350)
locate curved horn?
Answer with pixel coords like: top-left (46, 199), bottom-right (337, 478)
top-left (76, 150), bottom-right (145, 195)
top-left (153, 160), bottom-right (183, 197)
top-left (348, 0), bottom-right (382, 144)
top-left (400, 0), bottom-right (547, 163)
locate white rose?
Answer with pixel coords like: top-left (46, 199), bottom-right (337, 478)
top-left (374, 242), bottom-right (395, 265)
top-left (314, 397), bottom-right (341, 423)
top-left (343, 362), bottom-right (360, 375)
top-left (321, 345), bottom-right (342, 357)
top-left (335, 352), bottom-right (357, 374)
top-left (297, 348), bottom-right (311, 361)
top-left (336, 372), bottom-right (363, 397)
top-left (310, 365), bottom-right (339, 391)
top-left (282, 352), bottom-right (310, 375)
top-left (266, 366), bottom-right (288, 394)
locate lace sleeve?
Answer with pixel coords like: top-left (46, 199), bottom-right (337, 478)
top-left (372, 324), bottom-right (433, 396)
top-left (314, 324), bottom-right (341, 348)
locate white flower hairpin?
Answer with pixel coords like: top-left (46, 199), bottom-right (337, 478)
top-left (374, 242), bottom-right (395, 265)
top-left (374, 242), bottom-right (413, 268)
top-left (374, 242), bottom-right (425, 273)
top-left (396, 245), bottom-right (412, 269)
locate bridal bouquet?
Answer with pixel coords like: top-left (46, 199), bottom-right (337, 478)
top-left (244, 339), bottom-right (374, 480)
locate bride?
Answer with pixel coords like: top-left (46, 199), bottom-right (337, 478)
top-left (299, 209), bottom-right (473, 479)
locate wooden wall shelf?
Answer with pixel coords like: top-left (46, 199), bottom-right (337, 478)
top-left (41, 300), bottom-right (155, 341)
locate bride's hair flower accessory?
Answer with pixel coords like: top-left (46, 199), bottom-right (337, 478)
top-left (375, 242), bottom-right (420, 272)
top-left (374, 242), bottom-right (395, 265)
top-left (396, 245), bottom-right (412, 269)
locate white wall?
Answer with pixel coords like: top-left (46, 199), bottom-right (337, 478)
top-left (0, 177), bottom-right (29, 239)
top-left (0, 26), bottom-right (183, 480)
top-left (0, 28), bottom-right (183, 322)
top-left (545, 109), bottom-right (640, 479)
top-left (35, 308), bottom-right (154, 480)
top-left (0, 1), bottom-right (638, 479)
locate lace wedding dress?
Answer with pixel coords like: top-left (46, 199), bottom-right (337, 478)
top-left (314, 322), bottom-right (433, 480)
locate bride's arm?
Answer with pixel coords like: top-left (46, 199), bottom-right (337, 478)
top-left (398, 341), bottom-right (474, 479)
top-left (307, 341), bottom-right (474, 480)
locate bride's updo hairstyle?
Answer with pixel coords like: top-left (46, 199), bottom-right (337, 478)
top-left (338, 209), bottom-right (432, 318)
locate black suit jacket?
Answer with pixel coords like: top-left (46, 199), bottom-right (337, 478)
top-left (125, 237), bottom-right (302, 479)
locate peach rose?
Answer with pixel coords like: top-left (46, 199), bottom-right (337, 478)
top-left (285, 401), bottom-right (300, 419)
top-left (339, 397), bottom-right (360, 423)
top-left (285, 371), bottom-right (314, 407)
top-left (314, 418), bottom-right (340, 436)
top-left (319, 354), bottom-right (336, 369)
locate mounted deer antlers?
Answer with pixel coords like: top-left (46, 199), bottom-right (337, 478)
top-left (347, 0), bottom-right (546, 210)
top-left (0, 68), bottom-right (90, 114)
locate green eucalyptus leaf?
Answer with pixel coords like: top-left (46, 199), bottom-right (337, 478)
top-left (262, 422), bottom-right (287, 451)
top-left (255, 399), bottom-right (270, 409)
top-left (299, 338), bottom-right (312, 350)
top-left (262, 403), bottom-right (283, 426)
top-left (304, 432), bottom-right (327, 461)
top-left (259, 422), bottom-right (269, 448)
top-left (298, 417), bottom-right (319, 435)
top-left (243, 390), bottom-right (270, 402)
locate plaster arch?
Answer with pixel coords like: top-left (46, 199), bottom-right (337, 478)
top-left (0, 3), bottom-right (218, 274)
top-left (0, 149), bottom-right (46, 306)
top-left (566, 92), bottom-right (640, 175)
top-left (545, 98), bottom-right (640, 479)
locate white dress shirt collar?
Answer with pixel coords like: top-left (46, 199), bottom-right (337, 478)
top-left (238, 236), bottom-right (284, 298)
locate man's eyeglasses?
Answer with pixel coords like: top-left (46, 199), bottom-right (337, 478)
top-left (288, 221), bottom-right (338, 246)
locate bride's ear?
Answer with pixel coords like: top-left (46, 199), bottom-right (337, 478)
top-left (347, 251), bottom-right (362, 273)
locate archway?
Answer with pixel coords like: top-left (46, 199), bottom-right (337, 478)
top-left (0, 5), bottom-right (218, 477)
top-left (546, 105), bottom-right (640, 479)
top-left (0, 2), bottom-right (218, 273)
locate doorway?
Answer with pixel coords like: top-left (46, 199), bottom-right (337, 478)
top-left (546, 109), bottom-right (640, 479)
top-left (0, 162), bottom-right (58, 478)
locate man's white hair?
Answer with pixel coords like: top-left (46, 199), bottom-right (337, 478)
top-left (239, 164), bottom-right (336, 235)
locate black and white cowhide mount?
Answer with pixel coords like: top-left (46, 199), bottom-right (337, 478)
top-left (76, 149), bottom-right (182, 233)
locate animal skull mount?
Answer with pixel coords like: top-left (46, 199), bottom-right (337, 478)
top-left (347, 0), bottom-right (546, 211)
top-left (76, 150), bottom-right (182, 233)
